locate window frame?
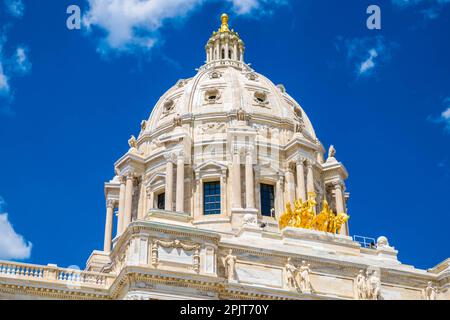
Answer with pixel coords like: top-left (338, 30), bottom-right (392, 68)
top-left (203, 181), bottom-right (221, 215)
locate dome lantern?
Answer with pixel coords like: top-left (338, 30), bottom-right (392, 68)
top-left (205, 14), bottom-right (245, 63)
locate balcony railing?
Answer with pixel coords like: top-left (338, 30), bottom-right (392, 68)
top-left (353, 235), bottom-right (377, 249)
top-left (0, 260), bottom-right (115, 288)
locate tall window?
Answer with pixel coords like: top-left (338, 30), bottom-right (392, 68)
top-left (203, 181), bottom-right (221, 215)
top-left (260, 184), bottom-right (275, 217)
top-left (157, 193), bottom-right (165, 210)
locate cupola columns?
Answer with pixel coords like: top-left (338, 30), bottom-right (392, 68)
top-left (206, 14), bottom-right (245, 63)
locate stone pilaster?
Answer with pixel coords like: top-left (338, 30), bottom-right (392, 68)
top-left (117, 176), bottom-right (126, 235)
top-left (176, 153), bottom-right (185, 213)
top-left (245, 148), bottom-right (255, 209)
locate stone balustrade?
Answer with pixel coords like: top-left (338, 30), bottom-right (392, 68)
top-left (0, 261), bottom-right (114, 288)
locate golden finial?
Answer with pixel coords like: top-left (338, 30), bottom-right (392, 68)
top-left (219, 13), bottom-right (230, 33)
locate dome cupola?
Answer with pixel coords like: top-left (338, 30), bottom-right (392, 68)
top-left (205, 14), bottom-right (245, 63)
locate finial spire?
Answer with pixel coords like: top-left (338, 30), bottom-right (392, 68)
top-left (219, 13), bottom-right (230, 33)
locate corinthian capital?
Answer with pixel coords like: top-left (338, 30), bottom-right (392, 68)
top-left (331, 180), bottom-right (345, 190)
top-left (106, 199), bottom-right (116, 209)
top-left (164, 152), bottom-right (177, 163)
top-left (305, 159), bottom-right (315, 168)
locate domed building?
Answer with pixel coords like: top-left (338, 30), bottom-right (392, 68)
top-left (0, 14), bottom-right (449, 300)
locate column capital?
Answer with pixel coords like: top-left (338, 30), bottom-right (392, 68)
top-left (305, 159), bottom-right (315, 168)
top-left (125, 171), bottom-right (137, 180)
top-left (331, 180), bottom-right (345, 190)
top-left (296, 155), bottom-right (307, 164)
top-left (164, 152), bottom-right (177, 163)
top-left (106, 199), bottom-right (116, 209)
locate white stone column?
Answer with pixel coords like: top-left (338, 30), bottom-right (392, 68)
top-left (232, 150), bottom-right (242, 209)
top-left (124, 173), bottom-right (134, 228)
top-left (165, 157), bottom-right (174, 211)
top-left (334, 181), bottom-right (348, 235)
top-left (215, 42), bottom-right (220, 60)
top-left (239, 46), bottom-right (244, 62)
top-left (275, 174), bottom-right (284, 218)
top-left (103, 200), bottom-right (115, 253)
top-left (285, 167), bottom-right (296, 206)
top-left (147, 188), bottom-right (154, 211)
top-left (176, 154), bottom-right (185, 212)
top-left (117, 176), bottom-right (126, 235)
top-left (296, 158), bottom-right (306, 201)
top-left (306, 160), bottom-right (315, 195)
top-left (225, 41), bottom-right (229, 59)
top-left (220, 169), bottom-right (227, 215)
top-left (233, 43), bottom-right (238, 60)
top-left (245, 150), bottom-right (255, 209)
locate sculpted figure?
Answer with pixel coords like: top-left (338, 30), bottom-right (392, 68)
top-left (424, 281), bottom-right (437, 300)
top-left (173, 114), bottom-right (182, 127)
top-left (300, 196), bottom-right (316, 229)
top-left (312, 198), bottom-right (332, 232)
top-left (128, 135), bottom-right (138, 153)
top-left (224, 249), bottom-right (237, 282)
top-left (299, 261), bottom-right (312, 293)
top-left (368, 271), bottom-right (381, 300)
top-left (355, 270), bottom-right (368, 299)
top-left (331, 212), bottom-right (350, 234)
top-left (285, 258), bottom-right (299, 290)
top-left (279, 203), bottom-right (294, 230)
top-left (328, 145), bottom-right (336, 159)
top-left (237, 108), bottom-right (246, 121)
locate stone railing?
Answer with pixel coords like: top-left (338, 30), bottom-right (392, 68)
top-left (0, 261), bottom-right (115, 288)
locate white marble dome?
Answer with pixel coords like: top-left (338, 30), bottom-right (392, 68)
top-left (143, 63), bottom-right (317, 140)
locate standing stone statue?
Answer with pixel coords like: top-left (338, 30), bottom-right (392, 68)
top-left (224, 249), bottom-right (237, 282)
top-left (285, 258), bottom-right (299, 290)
top-left (328, 145), bottom-right (336, 159)
top-left (424, 281), bottom-right (437, 300)
top-left (128, 135), bottom-right (138, 153)
top-left (299, 261), bottom-right (312, 293)
top-left (356, 270), bottom-right (368, 299)
top-left (368, 270), bottom-right (381, 300)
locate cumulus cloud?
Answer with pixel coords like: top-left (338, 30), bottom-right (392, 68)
top-left (12, 47), bottom-right (32, 74)
top-left (336, 36), bottom-right (393, 78)
top-left (0, 1), bottom-right (32, 115)
top-left (4, 0), bottom-right (25, 18)
top-left (428, 98), bottom-right (450, 133)
top-left (83, 0), bottom-right (286, 55)
top-left (391, 0), bottom-right (450, 19)
top-left (0, 63), bottom-right (9, 94)
top-left (0, 197), bottom-right (32, 260)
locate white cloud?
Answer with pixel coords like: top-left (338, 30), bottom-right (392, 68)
top-left (439, 98), bottom-right (450, 132)
top-left (0, 198), bottom-right (32, 260)
top-left (337, 36), bottom-right (392, 78)
top-left (4, 0), bottom-right (25, 18)
top-left (391, 0), bottom-right (450, 19)
top-left (13, 47), bottom-right (32, 74)
top-left (0, 63), bottom-right (10, 94)
top-left (429, 98), bottom-right (450, 133)
top-left (83, 0), bottom-right (286, 55)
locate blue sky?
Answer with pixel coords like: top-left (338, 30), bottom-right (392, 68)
top-left (0, 0), bottom-right (449, 270)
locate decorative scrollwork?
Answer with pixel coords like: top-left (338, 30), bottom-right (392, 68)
top-left (151, 239), bottom-right (201, 273)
